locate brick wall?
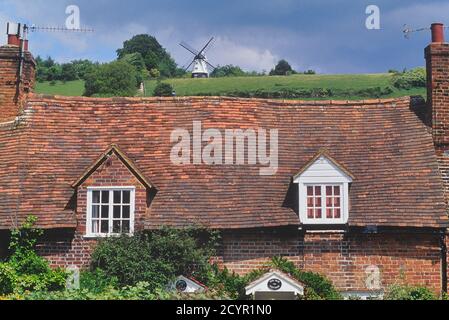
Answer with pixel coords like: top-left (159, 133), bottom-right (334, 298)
top-left (37, 152), bottom-right (148, 268)
top-left (35, 226), bottom-right (444, 293)
top-left (0, 45), bottom-right (35, 123)
top-left (217, 229), bottom-right (443, 293)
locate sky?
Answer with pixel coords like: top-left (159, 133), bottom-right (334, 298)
top-left (0, 0), bottom-right (448, 74)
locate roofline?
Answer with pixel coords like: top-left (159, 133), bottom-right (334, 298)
top-left (71, 144), bottom-right (156, 190)
top-left (26, 93), bottom-right (412, 107)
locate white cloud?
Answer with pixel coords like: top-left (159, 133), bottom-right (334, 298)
top-left (207, 36), bottom-right (278, 71)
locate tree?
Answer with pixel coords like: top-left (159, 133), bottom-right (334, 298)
top-left (153, 82), bottom-right (174, 97)
top-left (61, 63), bottom-right (78, 82)
top-left (84, 60), bottom-right (138, 97)
top-left (117, 34), bottom-right (178, 78)
top-left (119, 52), bottom-right (149, 84)
top-left (211, 65), bottom-right (246, 77)
top-left (270, 59), bottom-right (294, 76)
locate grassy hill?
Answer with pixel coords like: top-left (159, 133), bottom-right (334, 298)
top-left (35, 73), bottom-right (426, 100)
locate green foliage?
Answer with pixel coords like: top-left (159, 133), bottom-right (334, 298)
top-left (211, 65), bottom-right (246, 78)
top-left (391, 67), bottom-right (426, 89)
top-left (84, 60), bottom-right (138, 97)
top-left (200, 264), bottom-right (249, 300)
top-left (0, 263), bottom-right (15, 295)
top-left (35, 56), bottom-right (97, 82)
top-left (266, 257), bottom-right (341, 300)
top-left (117, 34), bottom-right (178, 78)
top-left (90, 228), bottom-right (220, 290)
top-left (153, 82), bottom-right (174, 97)
top-left (199, 257), bottom-right (341, 300)
top-left (385, 284), bottom-right (437, 300)
top-left (0, 216), bottom-right (67, 295)
top-left (270, 59), bottom-right (294, 76)
top-left (7, 280), bottom-right (228, 300)
top-left (119, 52), bottom-right (150, 84)
top-left (80, 269), bottom-right (118, 294)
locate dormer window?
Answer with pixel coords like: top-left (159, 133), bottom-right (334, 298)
top-left (87, 187), bottom-right (135, 236)
top-left (293, 150), bottom-right (354, 225)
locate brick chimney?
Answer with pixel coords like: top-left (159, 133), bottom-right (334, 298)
top-left (425, 23), bottom-right (449, 145)
top-left (0, 23), bottom-right (35, 123)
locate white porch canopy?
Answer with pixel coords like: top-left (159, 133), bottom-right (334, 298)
top-left (245, 270), bottom-right (305, 300)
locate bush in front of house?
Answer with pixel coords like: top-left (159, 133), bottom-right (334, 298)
top-left (90, 227), bottom-right (220, 291)
top-left (0, 216), bottom-right (67, 296)
top-left (384, 284), bottom-right (437, 300)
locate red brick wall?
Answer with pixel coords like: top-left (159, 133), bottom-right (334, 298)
top-left (217, 230), bottom-right (443, 293)
top-left (0, 46), bottom-right (35, 123)
top-left (37, 152), bottom-right (148, 268)
top-left (36, 227), bottom-right (444, 293)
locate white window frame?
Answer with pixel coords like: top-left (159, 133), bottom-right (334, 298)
top-left (85, 186), bottom-right (136, 238)
top-left (298, 182), bottom-right (349, 225)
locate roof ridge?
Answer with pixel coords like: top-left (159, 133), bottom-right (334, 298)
top-left (27, 93), bottom-right (411, 106)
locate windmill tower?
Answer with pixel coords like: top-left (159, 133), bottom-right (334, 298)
top-left (180, 37), bottom-right (216, 78)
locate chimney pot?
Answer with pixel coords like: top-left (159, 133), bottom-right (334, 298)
top-left (431, 23), bottom-right (445, 43)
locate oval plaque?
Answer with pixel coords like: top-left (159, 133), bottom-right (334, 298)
top-left (176, 279), bottom-right (188, 292)
top-left (267, 278), bottom-right (282, 291)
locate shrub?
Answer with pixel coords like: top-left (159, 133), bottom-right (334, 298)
top-left (80, 269), bottom-right (118, 294)
top-left (90, 228), bottom-right (220, 290)
top-left (0, 263), bottom-right (15, 295)
top-left (385, 284), bottom-right (437, 300)
top-left (391, 67), bottom-right (426, 89)
top-left (0, 216), bottom-right (67, 295)
top-left (153, 82), bottom-right (174, 97)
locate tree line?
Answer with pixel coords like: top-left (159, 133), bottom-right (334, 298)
top-left (36, 34), bottom-right (315, 97)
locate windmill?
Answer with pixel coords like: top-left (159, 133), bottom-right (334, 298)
top-left (180, 37), bottom-right (216, 78)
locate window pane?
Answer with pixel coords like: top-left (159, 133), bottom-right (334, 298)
top-left (101, 220), bottom-right (109, 233)
top-left (113, 191), bottom-right (121, 204)
top-left (327, 208), bottom-right (333, 219)
top-left (92, 205), bottom-right (99, 218)
top-left (315, 197), bottom-right (321, 207)
top-left (102, 191), bottom-right (109, 204)
top-left (92, 191), bottom-right (100, 203)
top-left (307, 208), bottom-right (314, 219)
top-left (315, 209), bottom-right (322, 219)
top-left (334, 197), bottom-right (341, 207)
top-left (334, 186), bottom-right (340, 196)
top-left (113, 221), bottom-right (121, 233)
top-left (123, 191), bottom-right (131, 204)
top-left (122, 206), bottom-right (130, 219)
top-left (122, 220), bottom-right (130, 233)
top-left (101, 205), bottom-right (109, 218)
top-left (326, 186), bottom-right (332, 195)
top-left (335, 209), bottom-right (341, 218)
top-left (307, 197), bottom-right (313, 207)
top-left (113, 206), bottom-right (121, 219)
top-left (315, 186), bottom-right (321, 196)
top-left (307, 186), bottom-right (313, 196)
top-left (92, 220), bottom-right (99, 233)
top-left (326, 197), bottom-right (332, 207)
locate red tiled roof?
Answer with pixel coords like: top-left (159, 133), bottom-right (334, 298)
top-left (0, 95), bottom-right (447, 230)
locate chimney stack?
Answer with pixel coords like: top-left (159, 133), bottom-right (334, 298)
top-left (0, 22), bottom-right (35, 123)
top-left (425, 23), bottom-right (449, 145)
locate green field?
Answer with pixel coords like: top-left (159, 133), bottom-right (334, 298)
top-left (35, 74), bottom-right (426, 100)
